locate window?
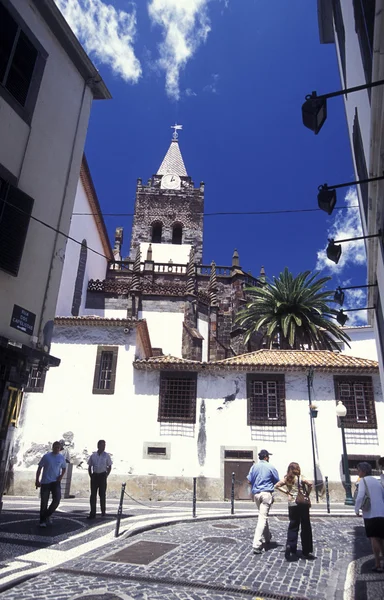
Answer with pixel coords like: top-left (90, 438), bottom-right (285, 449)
top-left (151, 222), bottom-right (162, 244)
top-left (353, 0), bottom-right (375, 91)
top-left (353, 109), bottom-right (369, 223)
top-left (71, 240), bottom-right (87, 316)
top-left (334, 376), bottom-right (377, 428)
top-left (158, 372), bottom-right (197, 423)
top-left (332, 0), bottom-right (347, 88)
top-left (224, 450), bottom-right (253, 460)
top-left (25, 366), bottom-right (46, 393)
top-left (0, 1), bottom-right (46, 121)
top-left (172, 223), bottom-right (183, 244)
top-left (92, 346), bottom-right (118, 394)
top-left (247, 375), bottom-right (286, 426)
top-left (376, 290), bottom-right (384, 364)
top-left (0, 175), bottom-right (34, 276)
top-left (343, 454), bottom-right (381, 476)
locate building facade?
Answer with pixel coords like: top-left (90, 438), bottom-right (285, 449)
top-left (317, 0), bottom-right (384, 390)
top-left (0, 0), bottom-right (110, 508)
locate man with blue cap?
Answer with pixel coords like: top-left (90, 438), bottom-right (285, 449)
top-left (247, 449), bottom-right (279, 554)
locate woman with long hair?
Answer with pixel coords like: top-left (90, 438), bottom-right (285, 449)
top-left (275, 462), bottom-right (315, 561)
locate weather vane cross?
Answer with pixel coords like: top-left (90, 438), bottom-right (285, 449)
top-left (171, 123), bottom-right (183, 140)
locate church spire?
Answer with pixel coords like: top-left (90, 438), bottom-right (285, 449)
top-left (157, 124), bottom-right (188, 177)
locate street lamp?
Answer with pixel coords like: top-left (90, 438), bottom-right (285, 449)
top-left (336, 310), bottom-right (348, 326)
top-left (335, 400), bottom-right (354, 506)
top-left (326, 231), bottom-right (383, 265)
top-left (333, 283), bottom-right (377, 306)
top-left (302, 80), bottom-right (384, 134)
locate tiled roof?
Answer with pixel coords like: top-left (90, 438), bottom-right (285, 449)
top-left (54, 316), bottom-right (141, 328)
top-left (134, 349), bottom-right (379, 373)
top-left (157, 140), bottom-right (187, 176)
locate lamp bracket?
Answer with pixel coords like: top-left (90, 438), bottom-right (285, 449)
top-left (320, 173), bottom-right (384, 192)
top-left (308, 79), bottom-right (384, 101)
top-left (331, 230), bottom-right (382, 244)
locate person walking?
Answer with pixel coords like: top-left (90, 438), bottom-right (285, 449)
top-left (87, 440), bottom-right (112, 519)
top-left (35, 441), bottom-right (67, 527)
top-left (355, 461), bottom-right (384, 572)
top-left (247, 449), bottom-right (279, 554)
top-left (275, 462), bottom-right (315, 561)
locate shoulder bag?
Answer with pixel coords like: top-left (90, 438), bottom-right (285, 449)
top-left (295, 477), bottom-right (311, 508)
top-left (361, 478), bottom-right (371, 512)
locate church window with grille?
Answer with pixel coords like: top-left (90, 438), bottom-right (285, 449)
top-left (158, 372), bottom-right (197, 423)
top-left (247, 374), bottom-right (286, 426)
top-left (151, 222), bottom-right (162, 244)
top-left (172, 223), bottom-right (183, 244)
top-left (93, 346), bottom-right (118, 394)
top-left (25, 366), bottom-right (46, 393)
top-left (334, 376), bottom-right (376, 428)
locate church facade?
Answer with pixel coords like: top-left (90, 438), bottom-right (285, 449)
top-left (9, 132), bottom-right (384, 503)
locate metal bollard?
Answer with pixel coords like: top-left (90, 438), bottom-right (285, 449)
top-left (192, 477), bottom-right (197, 518)
top-left (231, 472), bottom-right (235, 515)
top-left (325, 476), bottom-right (330, 514)
top-left (115, 482), bottom-right (126, 538)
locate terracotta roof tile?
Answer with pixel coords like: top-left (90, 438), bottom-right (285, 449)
top-left (134, 349), bottom-right (378, 373)
top-left (54, 316), bottom-right (140, 327)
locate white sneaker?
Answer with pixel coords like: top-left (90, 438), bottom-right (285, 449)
top-left (39, 522), bottom-right (47, 528)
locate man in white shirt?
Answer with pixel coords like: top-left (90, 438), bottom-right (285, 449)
top-left (87, 440), bottom-right (112, 519)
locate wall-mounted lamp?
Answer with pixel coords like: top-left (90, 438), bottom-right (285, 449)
top-left (326, 231), bottom-right (383, 265)
top-left (317, 175), bottom-right (384, 215)
top-left (302, 80), bottom-right (384, 134)
top-left (333, 283), bottom-right (377, 306)
top-left (335, 306), bottom-right (375, 326)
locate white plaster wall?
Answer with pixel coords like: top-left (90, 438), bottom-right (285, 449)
top-left (198, 317), bottom-right (209, 362)
top-left (140, 310), bottom-right (184, 357)
top-left (55, 179), bottom-right (109, 317)
top-left (341, 327), bottom-right (378, 360)
top-left (0, 0), bottom-right (94, 349)
top-left (139, 242), bottom-right (191, 266)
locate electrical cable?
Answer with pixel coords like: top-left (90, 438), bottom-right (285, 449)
top-left (72, 205), bottom-right (359, 217)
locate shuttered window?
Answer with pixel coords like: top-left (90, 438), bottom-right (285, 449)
top-left (25, 366), bottom-right (46, 393)
top-left (334, 376), bottom-right (377, 428)
top-left (71, 240), bottom-right (87, 316)
top-left (0, 177), bottom-right (34, 276)
top-left (247, 374), bottom-right (286, 426)
top-left (0, 1), bottom-right (46, 120)
top-left (353, 0), bottom-right (376, 93)
top-left (332, 0), bottom-right (347, 88)
top-left (352, 109), bottom-right (369, 223)
top-left (92, 346), bottom-right (118, 394)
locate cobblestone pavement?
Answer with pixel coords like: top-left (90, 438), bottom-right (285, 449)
top-left (1, 515), bottom-right (384, 600)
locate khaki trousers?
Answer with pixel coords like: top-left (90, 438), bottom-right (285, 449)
top-left (252, 491), bottom-right (273, 550)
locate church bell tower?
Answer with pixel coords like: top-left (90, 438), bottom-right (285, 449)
top-left (130, 125), bottom-right (204, 263)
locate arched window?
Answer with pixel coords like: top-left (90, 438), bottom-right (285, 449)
top-left (172, 223), bottom-right (183, 245)
top-left (71, 240), bottom-right (87, 316)
top-left (151, 222), bottom-right (162, 244)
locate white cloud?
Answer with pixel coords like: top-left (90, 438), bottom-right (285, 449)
top-left (185, 87), bottom-right (198, 96)
top-left (316, 188), bottom-right (366, 273)
top-left (203, 72), bottom-right (219, 93)
top-left (55, 0), bottom-right (141, 82)
top-left (148, 0), bottom-right (212, 100)
top-left (342, 288), bottom-right (367, 326)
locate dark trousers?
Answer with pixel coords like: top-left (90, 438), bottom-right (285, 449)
top-left (287, 503), bottom-right (313, 555)
top-left (90, 472), bottom-right (107, 516)
top-left (40, 481), bottom-right (61, 523)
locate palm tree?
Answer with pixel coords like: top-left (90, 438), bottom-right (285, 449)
top-left (236, 268), bottom-right (350, 351)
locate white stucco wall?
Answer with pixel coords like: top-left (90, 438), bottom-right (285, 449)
top-left (139, 242), bottom-right (192, 266)
top-left (55, 179), bottom-right (109, 317)
top-left (341, 326), bottom-right (378, 360)
top-left (139, 310), bottom-right (184, 357)
top-left (0, 0), bottom-right (95, 350)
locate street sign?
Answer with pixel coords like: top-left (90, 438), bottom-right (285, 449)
top-left (10, 305), bottom-right (36, 336)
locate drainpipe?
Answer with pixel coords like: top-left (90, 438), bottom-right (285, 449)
top-left (307, 368), bottom-right (319, 502)
top-left (36, 78), bottom-right (92, 347)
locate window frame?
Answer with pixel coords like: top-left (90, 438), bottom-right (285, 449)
top-left (71, 239), bottom-right (87, 316)
top-left (0, 0), bottom-right (47, 124)
top-left (352, 108), bottom-right (369, 224)
top-left (158, 371), bottom-right (197, 424)
top-left (24, 365), bottom-right (46, 393)
top-left (334, 375), bottom-right (377, 429)
top-left (92, 346), bottom-right (118, 395)
top-left (353, 0), bottom-right (375, 94)
top-left (247, 374), bottom-right (286, 427)
top-left (332, 0), bottom-right (347, 89)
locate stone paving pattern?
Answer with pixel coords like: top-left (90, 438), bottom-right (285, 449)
top-left (1, 515), bottom-right (384, 599)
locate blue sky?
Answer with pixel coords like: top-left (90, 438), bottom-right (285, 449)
top-left (56, 0), bottom-right (368, 323)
